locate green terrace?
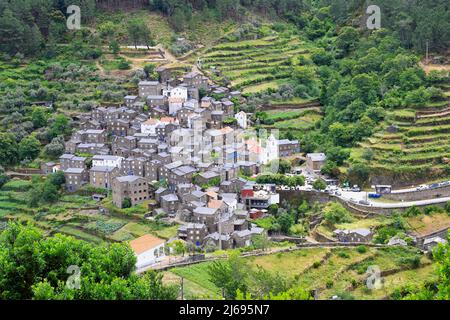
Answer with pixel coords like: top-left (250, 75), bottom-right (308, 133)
top-left (0, 179), bottom-right (178, 245)
top-left (353, 93), bottom-right (450, 181)
top-left (199, 32), bottom-right (314, 94)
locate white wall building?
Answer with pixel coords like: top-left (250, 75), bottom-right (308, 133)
top-left (235, 111), bottom-right (248, 129)
top-left (92, 155), bottom-right (123, 168)
top-left (168, 87), bottom-right (188, 115)
top-left (130, 234), bottom-right (166, 269)
top-left (141, 118), bottom-right (160, 135)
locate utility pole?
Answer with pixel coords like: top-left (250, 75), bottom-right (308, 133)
top-left (218, 216), bottom-right (222, 251)
top-left (426, 40), bottom-right (430, 65)
top-left (180, 277), bottom-right (184, 300)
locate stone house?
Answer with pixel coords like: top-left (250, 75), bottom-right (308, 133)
top-left (146, 95), bottom-right (166, 107)
top-left (92, 155), bottom-right (123, 169)
top-left (112, 176), bottom-right (150, 208)
top-left (196, 171), bottom-right (221, 186)
top-left (193, 207), bottom-right (219, 233)
top-left (64, 168), bottom-right (87, 192)
top-left (145, 159), bottom-right (162, 182)
top-left (160, 193), bottom-right (180, 214)
top-left (107, 119), bottom-right (130, 137)
top-left (204, 233), bottom-right (233, 250)
top-left (178, 223), bottom-right (209, 245)
top-left (155, 187), bottom-right (171, 203)
top-left (277, 139), bottom-right (300, 157)
top-left (120, 157), bottom-right (147, 177)
top-left (124, 95), bottom-right (138, 107)
top-left (41, 162), bottom-right (60, 175)
top-left (139, 81), bottom-right (162, 99)
top-left (306, 153), bottom-right (326, 174)
top-left (333, 229), bottom-right (373, 243)
top-left (90, 166), bottom-right (120, 190)
top-left (79, 119), bottom-right (101, 131)
top-left (76, 143), bottom-right (110, 156)
top-left (59, 154), bottom-right (87, 171)
top-left (183, 71), bottom-right (208, 90)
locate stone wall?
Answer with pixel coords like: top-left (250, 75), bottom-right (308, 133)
top-left (279, 189), bottom-right (448, 216)
top-left (383, 185), bottom-right (450, 202)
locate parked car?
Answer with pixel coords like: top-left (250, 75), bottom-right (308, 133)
top-left (416, 185), bottom-right (428, 191)
top-left (439, 181), bottom-right (450, 187)
top-left (430, 183), bottom-right (440, 189)
top-left (359, 200), bottom-right (370, 205)
top-left (351, 185), bottom-right (361, 192)
top-left (334, 191), bottom-right (342, 196)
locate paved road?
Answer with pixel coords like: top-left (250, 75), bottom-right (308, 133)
top-left (286, 179), bottom-right (450, 209)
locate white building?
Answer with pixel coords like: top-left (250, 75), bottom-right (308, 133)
top-left (235, 111), bottom-right (248, 129)
top-left (92, 155), bottom-right (123, 169)
top-left (168, 86), bottom-right (188, 115)
top-left (260, 134), bottom-right (279, 165)
top-left (130, 234), bottom-right (166, 269)
top-left (141, 118), bottom-right (160, 135)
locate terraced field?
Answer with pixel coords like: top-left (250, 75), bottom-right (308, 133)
top-left (198, 31), bottom-right (314, 94)
top-left (353, 83), bottom-right (450, 185)
top-left (164, 247), bottom-right (435, 300)
top-left (0, 179), bottom-right (178, 244)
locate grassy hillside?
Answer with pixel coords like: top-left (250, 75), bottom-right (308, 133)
top-left (165, 247), bottom-right (437, 300)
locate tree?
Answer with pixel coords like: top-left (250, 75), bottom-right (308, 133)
top-left (0, 222), bottom-right (177, 300)
top-left (31, 107), bottom-right (48, 128)
top-left (252, 234), bottom-right (271, 251)
top-left (19, 136), bottom-right (41, 161)
top-left (109, 39), bottom-right (120, 55)
top-left (323, 202), bottom-right (353, 225)
top-left (347, 162), bottom-right (370, 186)
top-left (122, 198), bottom-right (132, 209)
top-left (143, 64), bottom-right (157, 79)
top-left (312, 179), bottom-right (327, 191)
top-left (208, 252), bottom-right (248, 299)
top-left (277, 213), bottom-right (294, 234)
top-left (44, 136), bottom-right (65, 159)
top-left (0, 133), bottom-right (19, 167)
top-left (127, 19), bottom-right (154, 49)
top-left (49, 114), bottom-right (71, 139)
top-left (336, 26), bottom-right (359, 55)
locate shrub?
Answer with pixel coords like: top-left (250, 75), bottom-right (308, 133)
top-left (326, 280), bottom-right (334, 288)
top-left (356, 245), bottom-right (367, 254)
top-left (404, 206), bottom-right (422, 217)
top-left (337, 251), bottom-right (350, 259)
top-left (323, 202), bottom-right (353, 225)
top-left (312, 261), bottom-right (321, 268)
top-left (423, 205), bottom-right (444, 215)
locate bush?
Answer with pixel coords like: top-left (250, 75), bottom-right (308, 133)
top-left (337, 251), bottom-right (350, 259)
top-left (404, 206), bottom-right (422, 217)
top-left (326, 280), bottom-right (334, 288)
top-left (312, 179), bottom-right (327, 191)
top-left (423, 205), bottom-right (444, 215)
top-left (312, 261), bottom-right (321, 268)
top-left (323, 202), bottom-right (353, 225)
top-left (356, 245), bottom-right (367, 254)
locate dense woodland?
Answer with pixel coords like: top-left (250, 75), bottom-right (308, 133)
top-left (0, 0), bottom-right (449, 56)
